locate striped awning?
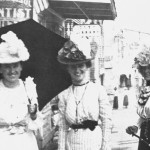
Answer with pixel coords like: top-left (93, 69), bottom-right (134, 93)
top-left (34, 0), bottom-right (49, 13)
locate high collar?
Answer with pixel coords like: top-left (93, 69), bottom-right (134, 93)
top-left (73, 81), bottom-right (89, 86)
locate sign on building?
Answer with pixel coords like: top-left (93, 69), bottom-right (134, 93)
top-left (72, 24), bottom-right (103, 81)
top-left (73, 24), bottom-right (101, 40)
top-left (0, 0), bottom-right (33, 27)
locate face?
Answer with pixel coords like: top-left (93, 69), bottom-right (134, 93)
top-left (67, 63), bottom-right (89, 83)
top-left (141, 65), bottom-right (150, 80)
top-left (0, 62), bottom-right (22, 84)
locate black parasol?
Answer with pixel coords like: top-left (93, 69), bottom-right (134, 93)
top-left (0, 19), bottom-right (71, 110)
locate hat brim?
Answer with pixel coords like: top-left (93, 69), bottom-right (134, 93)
top-left (139, 62), bottom-right (149, 66)
top-left (0, 57), bottom-right (27, 64)
top-left (57, 57), bottom-right (94, 65)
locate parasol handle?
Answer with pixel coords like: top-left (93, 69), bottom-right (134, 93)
top-left (131, 132), bottom-right (150, 147)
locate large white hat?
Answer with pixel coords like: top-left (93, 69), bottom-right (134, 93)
top-left (0, 31), bottom-right (30, 64)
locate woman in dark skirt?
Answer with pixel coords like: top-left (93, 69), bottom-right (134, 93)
top-left (113, 95), bottom-right (118, 109)
top-left (126, 47), bottom-right (150, 150)
top-left (113, 87), bottom-right (118, 109)
top-left (138, 120), bottom-right (150, 149)
top-left (123, 94), bottom-right (129, 108)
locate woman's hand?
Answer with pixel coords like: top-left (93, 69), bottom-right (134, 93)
top-left (28, 104), bottom-right (37, 120)
top-left (126, 125), bottom-right (138, 135)
top-left (28, 104), bottom-right (37, 114)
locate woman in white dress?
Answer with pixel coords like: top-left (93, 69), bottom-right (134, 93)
top-left (0, 31), bottom-right (42, 150)
top-left (51, 39), bottom-right (112, 150)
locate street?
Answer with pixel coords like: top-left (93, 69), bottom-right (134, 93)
top-left (110, 86), bottom-right (140, 150)
top-left (111, 107), bottom-right (139, 150)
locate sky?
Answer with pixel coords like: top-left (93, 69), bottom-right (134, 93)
top-left (114, 0), bottom-right (150, 34)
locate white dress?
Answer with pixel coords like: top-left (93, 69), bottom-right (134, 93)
top-left (0, 79), bottom-right (40, 150)
top-left (57, 81), bottom-right (112, 150)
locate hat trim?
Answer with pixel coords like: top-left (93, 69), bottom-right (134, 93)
top-left (0, 31), bottom-right (30, 64)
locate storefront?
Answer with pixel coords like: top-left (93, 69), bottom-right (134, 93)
top-left (0, 0), bottom-right (65, 36)
top-left (0, 0), bottom-right (33, 27)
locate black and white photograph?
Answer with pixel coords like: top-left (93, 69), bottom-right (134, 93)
top-left (0, 0), bottom-right (150, 150)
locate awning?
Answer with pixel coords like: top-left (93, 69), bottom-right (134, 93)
top-left (47, 0), bottom-right (117, 20)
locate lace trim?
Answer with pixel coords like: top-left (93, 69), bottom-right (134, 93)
top-left (138, 86), bottom-right (150, 105)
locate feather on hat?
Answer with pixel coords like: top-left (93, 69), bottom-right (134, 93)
top-left (57, 37), bottom-right (94, 65)
top-left (0, 31), bottom-right (29, 64)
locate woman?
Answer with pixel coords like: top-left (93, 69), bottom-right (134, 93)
top-left (0, 31), bottom-right (42, 150)
top-left (126, 46), bottom-right (150, 149)
top-left (51, 39), bottom-right (112, 150)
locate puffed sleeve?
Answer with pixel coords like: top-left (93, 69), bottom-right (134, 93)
top-left (98, 85), bottom-right (112, 150)
top-left (58, 91), bottom-right (69, 150)
top-left (136, 98), bottom-right (150, 128)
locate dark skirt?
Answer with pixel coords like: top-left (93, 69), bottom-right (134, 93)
top-left (113, 96), bottom-right (118, 109)
top-left (138, 120), bottom-right (150, 150)
top-left (123, 95), bottom-right (128, 107)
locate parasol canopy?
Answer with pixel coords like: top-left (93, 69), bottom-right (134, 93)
top-left (0, 19), bottom-right (71, 110)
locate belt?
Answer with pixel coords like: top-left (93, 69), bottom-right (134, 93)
top-left (70, 120), bottom-right (98, 131)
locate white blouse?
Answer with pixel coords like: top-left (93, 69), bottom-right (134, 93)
top-left (57, 81), bottom-right (112, 150)
top-left (0, 80), bottom-right (30, 124)
top-left (0, 79), bottom-right (41, 150)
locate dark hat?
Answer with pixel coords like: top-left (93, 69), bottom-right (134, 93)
top-left (57, 38), bottom-right (94, 65)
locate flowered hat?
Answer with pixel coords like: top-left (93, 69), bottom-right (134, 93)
top-left (57, 38), bottom-right (94, 65)
top-left (133, 45), bottom-right (150, 68)
top-left (0, 31), bottom-right (30, 64)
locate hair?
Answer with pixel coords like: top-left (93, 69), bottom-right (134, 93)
top-left (137, 65), bottom-right (143, 75)
top-left (85, 61), bottom-right (92, 68)
top-left (138, 65), bottom-right (150, 86)
top-left (138, 65), bottom-right (149, 77)
top-left (60, 60), bottom-right (92, 71)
